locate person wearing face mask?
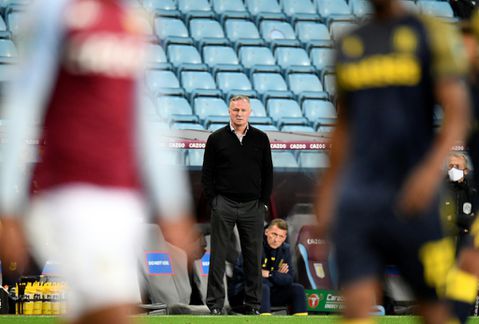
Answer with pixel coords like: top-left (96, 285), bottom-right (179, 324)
top-left (442, 153), bottom-right (477, 252)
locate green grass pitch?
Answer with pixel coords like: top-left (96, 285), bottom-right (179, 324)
top-left (0, 316), bottom-right (479, 324)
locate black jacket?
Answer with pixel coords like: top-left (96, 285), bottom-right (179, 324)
top-left (201, 125), bottom-right (273, 204)
top-left (441, 177), bottom-right (477, 232)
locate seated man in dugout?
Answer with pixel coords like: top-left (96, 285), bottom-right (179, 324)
top-left (228, 219), bottom-right (308, 315)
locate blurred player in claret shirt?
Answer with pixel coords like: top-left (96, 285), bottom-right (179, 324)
top-left (315, 0), bottom-right (471, 322)
top-left (0, 1), bottom-right (197, 323)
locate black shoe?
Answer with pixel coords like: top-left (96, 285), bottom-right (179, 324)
top-left (245, 307), bottom-right (260, 315)
top-left (210, 308), bottom-right (223, 315)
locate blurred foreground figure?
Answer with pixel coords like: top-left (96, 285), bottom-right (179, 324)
top-left (0, 1), bottom-right (196, 323)
top-left (315, 0), bottom-right (471, 323)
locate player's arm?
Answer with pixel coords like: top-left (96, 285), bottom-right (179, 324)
top-left (0, 0), bottom-right (66, 268)
top-left (315, 99), bottom-right (349, 235)
top-left (398, 18), bottom-right (471, 215)
top-left (136, 90), bottom-right (199, 255)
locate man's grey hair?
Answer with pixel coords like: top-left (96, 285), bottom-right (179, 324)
top-left (229, 95), bottom-right (250, 105)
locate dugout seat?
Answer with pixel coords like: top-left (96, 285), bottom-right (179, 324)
top-left (139, 224), bottom-right (192, 305)
top-left (295, 224), bottom-right (336, 290)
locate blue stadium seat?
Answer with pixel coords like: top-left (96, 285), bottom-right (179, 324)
top-left (157, 96), bottom-right (194, 119)
top-left (298, 151), bottom-right (330, 168)
top-left (322, 71), bottom-right (336, 97)
top-left (208, 123), bottom-right (227, 131)
top-left (5, 10), bottom-right (24, 37)
top-left (212, 0), bottom-right (247, 13)
top-left (142, 0), bottom-right (176, 11)
top-left (274, 47), bottom-right (311, 69)
top-left (216, 72), bottom-right (252, 92)
top-left (167, 45), bottom-right (202, 67)
top-left (254, 124), bottom-right (279, 131)
top-left (203, 46), bottom-right (239, 67)
top-left (178, 0), bottom-right (211, 12)
top-left (314, 117), bottom-right (336, 132)
top-left (154, 17), bottom-right (189, 40)
top-left (245, 0), bottom-right (282, 15)
top-left (181, 71), bottom-right (216, 92)
top-left (146, 44), bottom-right (167, 65)
top-left (267, 98), bottom-right (303, 123)
top-left (189, 19), bottom-right (225, 41)
top-left (310, 47), bottom-right (334, 69)
top-left (272, 151), bottom-right (299, 168)
top-left (303, 99), bottom-right (336, 123)
top-left (0, 39), bottom-right (17, 61)
top-left (280, 0), bottom-right (316, 16)
top-left (252, 72), bottom-right (288, 94)
top-left (260, 20), bottom-right (296, 41)
top-left (280, 125), bottom-right (315, 132)
top-left (239, 46), bottom-right (276, 69)
top-left (225, 19), bottom-right (261, 41)
top-left (186, 149), bottom-right (205, 167)
top-left (172, 123), bottom-right (206, 130)
top-left (349, 0), bottom-right (373, 17)
top-left (145, 70), bottom-right (179, 93)
top-left (287, 73), bottom-right (323, 95)
top-left (250, 98), bottom-right (267, 117)
top-left (315, 0), bottom-right (352, 18)
top-left (194, 97), bottom-right (229, 120)
top-left (295, 22), bottom-right (331, 43)
top-left (329, 20), bottom-right (357, 40)
top-left (417, 0), bottom-right (454, 19)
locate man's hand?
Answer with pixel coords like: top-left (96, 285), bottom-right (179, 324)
top-left (262, 269), bottom-right (270, 278)
top-left (278, 263), bottom-right (289, 273)
top-left (0, 217), bottom-right (28, 273)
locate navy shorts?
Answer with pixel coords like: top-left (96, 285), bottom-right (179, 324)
top-left (332, 190), bottom-right (453, 300)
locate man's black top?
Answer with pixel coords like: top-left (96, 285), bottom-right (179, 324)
top-left (441, 177), bottom-right (477, 232)
top-left (261, 240), bottom-right (294, 287)
top-left (201, 124), bottom-right (273, 203)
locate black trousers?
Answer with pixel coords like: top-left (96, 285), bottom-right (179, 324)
top-left (206, 195), bottom-right (265, 310)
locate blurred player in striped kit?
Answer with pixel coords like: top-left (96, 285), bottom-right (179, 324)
top-left (0, 1), bottom-right (197, 323)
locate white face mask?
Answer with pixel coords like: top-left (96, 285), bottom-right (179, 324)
top-left (448, 167), bottom-right (464, 182)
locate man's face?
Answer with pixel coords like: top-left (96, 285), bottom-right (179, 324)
top-left (448, 155), bottom-right (468, 181)
top-left (229, 99), bottom-right (251, 129)
top-left (265, 225), bottom-right (287, 249)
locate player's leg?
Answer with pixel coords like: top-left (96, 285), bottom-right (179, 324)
top-left (332, 200), bottom-right (382, 323)
top-left (342, 278), bottom-right (381, 321)
top-left (26, 185), bottom-right (145, 324)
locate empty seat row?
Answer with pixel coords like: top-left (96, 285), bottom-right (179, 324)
top-left (144, 68), bottom-right (336, 97)
top-left (141, 0), bottom-right (365, 19)
top-left (154, 16), bottom-right (358, 43)
top-left (157, 93), bottom-right (336, 128)
top-left (148, 43), bottom-right (335, 71)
